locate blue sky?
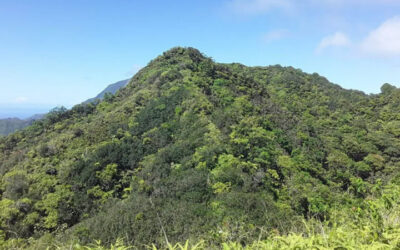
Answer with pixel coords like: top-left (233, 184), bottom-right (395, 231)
top-left (1, 0), bottom-right (400, 118)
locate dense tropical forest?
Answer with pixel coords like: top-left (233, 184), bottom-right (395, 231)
top-left (1, 47), bottom-right (400, 249)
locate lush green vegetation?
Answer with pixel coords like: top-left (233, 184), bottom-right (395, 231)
top-left (1, 47), bottom-right (400, 249)
top-left (3, 182), bottom-right (400, 249)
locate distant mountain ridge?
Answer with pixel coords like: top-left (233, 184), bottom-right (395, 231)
top-left (83, 79), bottom-right (130, 104)
top-left (0, 79), bottom-right (130, 136)
top-left (0, 114), bottom-right (44, 136)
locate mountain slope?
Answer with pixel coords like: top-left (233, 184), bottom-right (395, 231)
top-left (0, 47), bottom-right (400, 248)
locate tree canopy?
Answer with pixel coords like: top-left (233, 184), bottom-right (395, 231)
top-left (1, 47), bottom-right (400, 248)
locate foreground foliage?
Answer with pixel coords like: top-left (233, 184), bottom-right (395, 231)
top-left (1, 47), bottom-right (400, 248)
top-left (4, 183), bottom-right (400, 249)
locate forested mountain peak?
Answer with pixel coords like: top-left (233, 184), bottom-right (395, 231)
top-left (152, 47), bottom-right (207, 65)
top-left (1, 47), bottom-right (400, 248)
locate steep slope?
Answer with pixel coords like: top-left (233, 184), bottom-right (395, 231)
top-left (0, 47), bottom-right (400, 248)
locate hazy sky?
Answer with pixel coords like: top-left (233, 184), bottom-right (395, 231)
top-left (1, 0), bottom-right (400, 118)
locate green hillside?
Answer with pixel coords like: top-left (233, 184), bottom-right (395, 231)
top-left (1, 47), bottom-right (400, 249)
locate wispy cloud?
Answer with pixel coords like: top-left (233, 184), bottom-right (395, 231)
top-left (306, 0), bottom-right (400, 7)
top-left (227, 0), bottom-right (291, 15)
top-left (262, 29), bottom-right (289, 43)
top-left (316, 32), bottom-right (351, 53)
top-left (315, 16), bottom-right (400, 58)
top-left (361, 16), bottom-right (400, 57)
top-left (14, 96), bottom-right (28, 103)
top-left (227, 0), bottom-right (400, 16)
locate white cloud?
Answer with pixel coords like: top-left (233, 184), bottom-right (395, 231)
top-left (14, 97), bottom-right (28, 103)
top-left (311, 0), bottom-right (394, 4)
top-left (262, 29), bottom-right (289, 43)
top-left (228, 0), bottom-right (291, 15)
top-left (316, 32), bottom-right (351, 53)
top-left (227, 0), bottom-right (399, 15)
top-left (305, 0), bottom-right (400, 7)
top-left (361, 16), bottom-right (400, 57)
top-left (227, 0), bottom-right (400, 17)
